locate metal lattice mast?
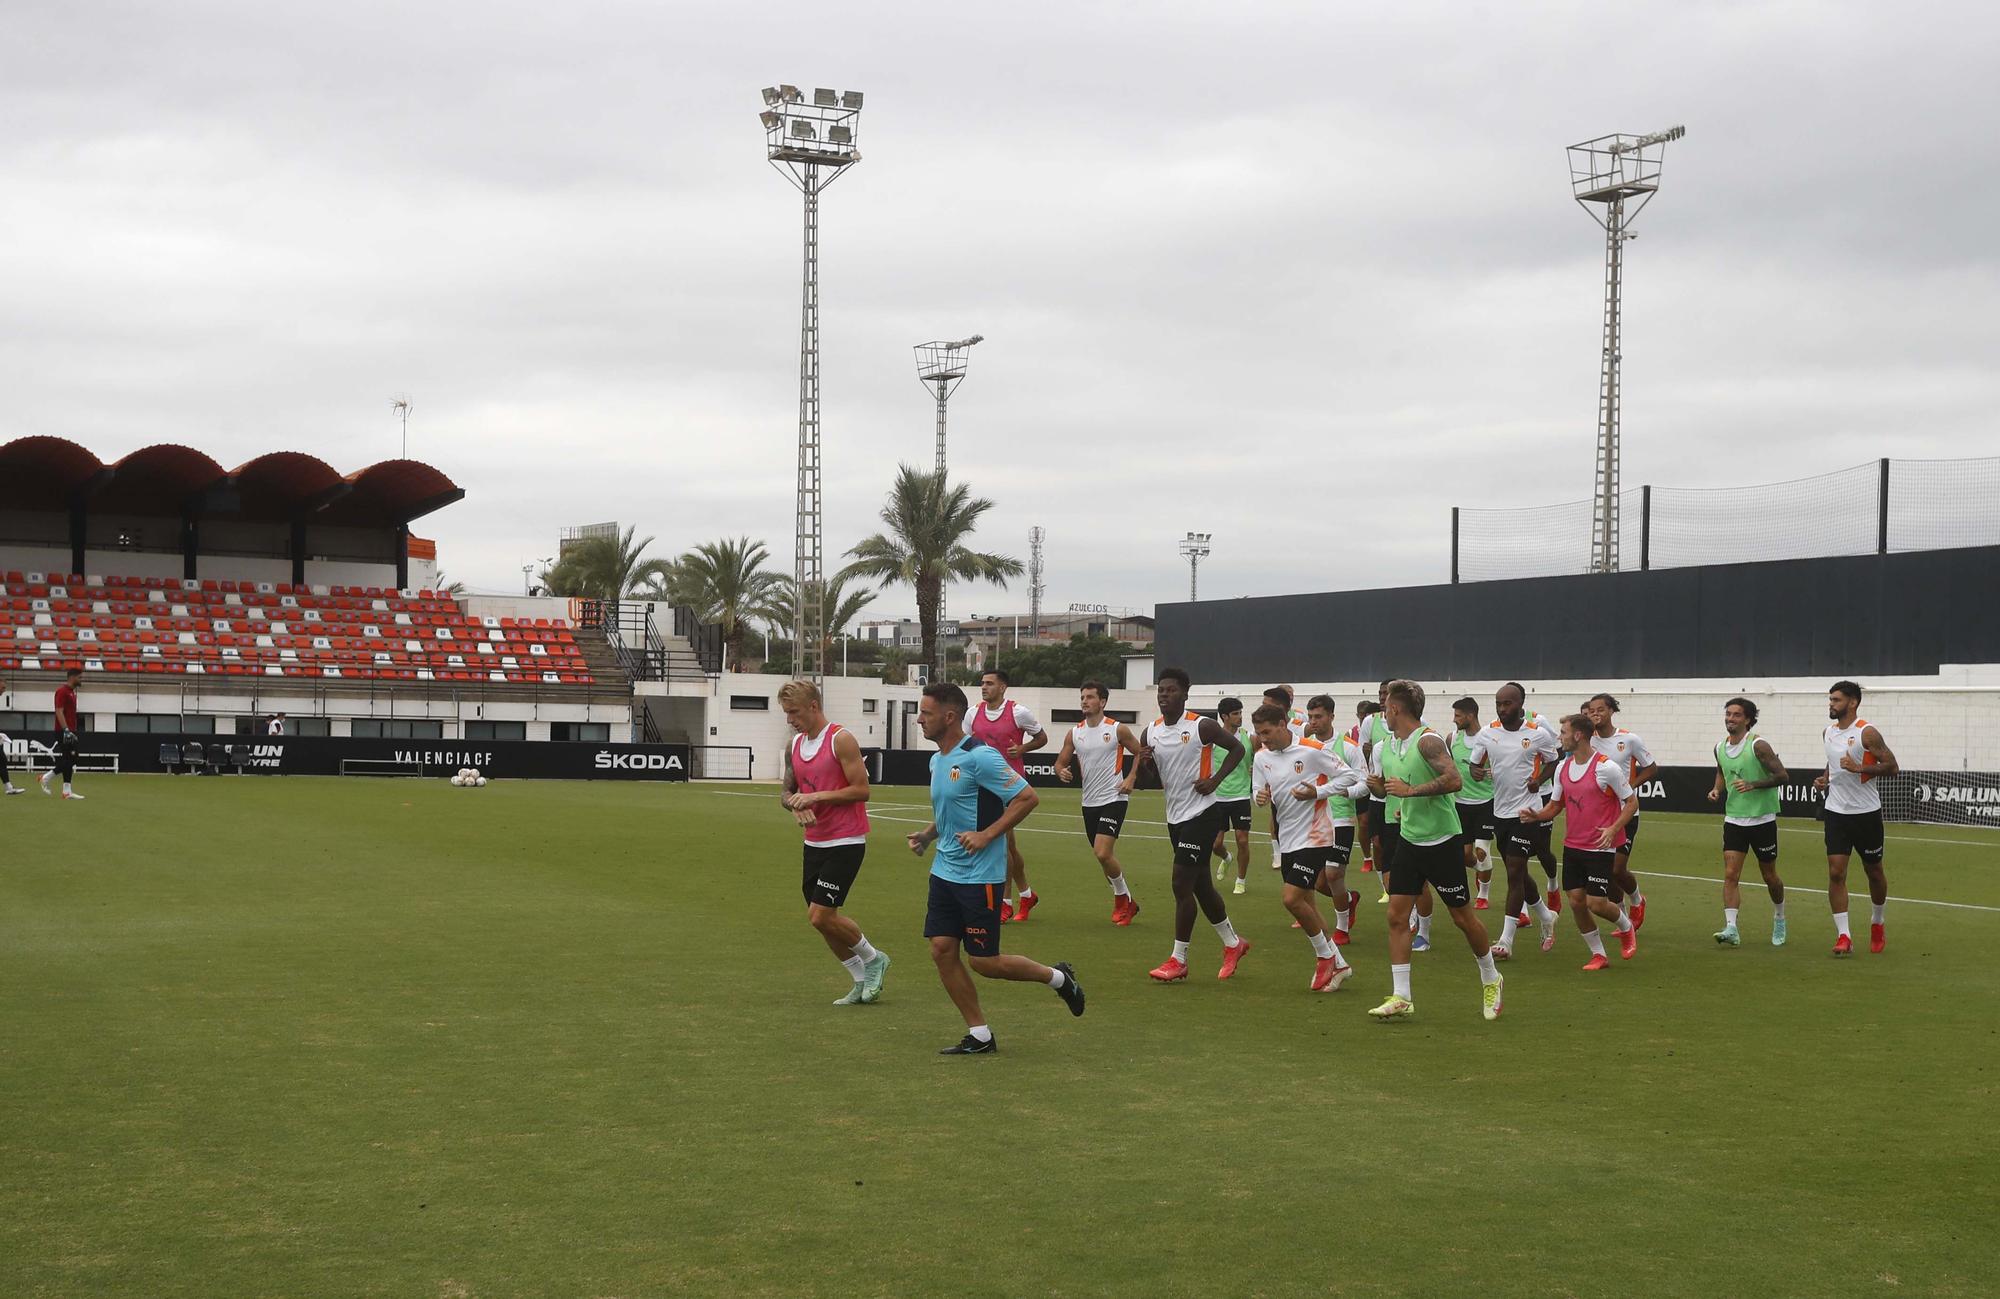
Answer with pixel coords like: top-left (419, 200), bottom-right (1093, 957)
top-left (912, 335), bottom-right (982, 674)
top-left (1178, 532), bottom-right (1211, 601)
top-left (1568, 124), bottom-right (1684, 574)
top-left (1028, 526), bottom-right (1045, 637)
top-left (796, 166), bottom-right (824, 675)
top-left (762, 85), bottom-right (864, 681)
top-left (1594, 200), bottom-right (1625, 572)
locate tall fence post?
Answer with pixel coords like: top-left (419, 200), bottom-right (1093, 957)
top-left (1450, 507), bottom-right (1460, 585)
top-left (1877, 457), bottom-right (1891, 554)
top-left (1640, 485), bottom-right (1652, 571)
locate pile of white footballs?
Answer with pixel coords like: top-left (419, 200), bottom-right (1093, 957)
top-left (449, 767), bottom-right (488, 787)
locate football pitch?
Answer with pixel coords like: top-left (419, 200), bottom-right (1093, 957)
top-left (4, 776), bottom-right (1997, 1299)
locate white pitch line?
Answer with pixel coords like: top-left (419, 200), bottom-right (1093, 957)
top-left (702, 790), bottom-right (2000, 914)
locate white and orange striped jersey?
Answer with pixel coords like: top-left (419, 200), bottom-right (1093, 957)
top-left (1590, 728), bottom-right (1656, 784)
top-left (1470, 717), bottom-right (1564, 819)
top-left (1824, 718), bottom-right (1883, 815)
top-left (1148, 710), bottom-right (1218, 824)
top-left (1253, 738), bottom-right (1370, 853)
top-left (1069, 715), bottom-right (1131, 807)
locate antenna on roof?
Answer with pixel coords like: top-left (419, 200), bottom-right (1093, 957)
top-left (392, 397), bottom-right (412, 458)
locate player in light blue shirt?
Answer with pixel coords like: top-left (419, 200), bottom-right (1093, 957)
top-left (906, 683), bottom-right (1086, 1054)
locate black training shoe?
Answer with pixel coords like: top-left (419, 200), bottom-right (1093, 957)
top-left (1053, 962), bottom-right (1086, 1017)
top-left (939, 1033), bottom-right (997, 1055)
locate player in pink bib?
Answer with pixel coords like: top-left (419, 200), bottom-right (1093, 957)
top-left (970, 669), bottom-right (1048, 921)
top-left (779, 680), bottom-right (889, 1005)
top-left (1520, 714), bottom-right (1639, 970)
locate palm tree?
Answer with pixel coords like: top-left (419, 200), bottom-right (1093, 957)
top-left (431, 570), bottom-right (467, 597)
top-left (674, 536), bottom-right (786, 670)
top-left (841, 465), bottom-right (1022, 672)
top-left (773, 571), bottom-right (880, 675)
top-left (538, 526), bottom-right (673, 599)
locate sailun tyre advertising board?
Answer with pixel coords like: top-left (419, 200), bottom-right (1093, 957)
top-left (0, 733), bottom-right (691, 782)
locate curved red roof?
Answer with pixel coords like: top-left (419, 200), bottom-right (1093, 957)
top-left (0, 436), bottom-right (107, 509)
top-left (0, 437), bottom-right (461, 526)
top-left (94, 444), bottom-right (228, 513)
top-left (320, 459), bottom-right (466, 526)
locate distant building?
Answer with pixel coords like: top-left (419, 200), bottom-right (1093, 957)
top-left (559, 521), bottom-right (619, 555)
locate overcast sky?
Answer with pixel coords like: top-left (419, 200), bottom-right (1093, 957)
top-left (6, 1), bottom-right (1996, 621)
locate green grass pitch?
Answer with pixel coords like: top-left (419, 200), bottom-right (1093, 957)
top-left (4, 775), bottom-right (1998, 1298)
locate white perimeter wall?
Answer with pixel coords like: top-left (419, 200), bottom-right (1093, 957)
top-left (0, 678), bottom-right (627, 741)
top-left (0, 545), bottom-right (427, 591)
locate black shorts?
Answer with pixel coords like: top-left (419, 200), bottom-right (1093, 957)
top-left (1377, 817), bottom-right (1403, 858)
top-left (1214, 799), bottom-right (1253, 832)
top-left (1280, 847), bottom-right (1337, 890)
top-left (1621, 811), bottom-right (1642, 851)
top-left (802, 842), bottom-right (866, 908)
top-left (1722, 820), bottom-right (1780, 863)
top-left (1562, 847), bottom-right (1617, 897)
top-left (1354, 795), bottom-right (1380, 824)
top-left (1504, 816), bottom-right (1551, 859)
top-left (1388, 835), bottom-right (1471, 909)
top-left (1455, 799), bottom-right (1496, 843)
top-left (924, 874), bottom-right (1003, 958)
top-left (1823, 809), bottom-right (1886, 865)
top-left (1169, 805), bottom-right (1225, 870)
top-left (1082, 801), bottom-right (1129, 842)
top-left (1327, 823), bottom-right (1355, 867)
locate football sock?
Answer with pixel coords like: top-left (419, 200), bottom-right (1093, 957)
top-left (1476, 880), bottom-right (1490, 901)
top-left (1583, 931), bottom-right (1608, 958)
top-left (968, 1024), bottom-right (993, 1043)
top-left (1047, 968), bottom-right (1066, 990)
top-left (1833, 912), bottom-right (1851, 938)
top-left (839, 955), bottom-right (866, 980)
top-left (1613, 912), bottom-right (1633, 935)
top-left (1310, 931), bottom-right (1334, 959)
top-left (1108, 874), bottom-right (1130, 897)
top-left (1531, 897), bottom-right (1557, 923)
top-left (1475, 951), bottom-right (1499, 983)
top-left (1212, 919), bottom-right (1242, 947)
top-left (1723, 908), bottom-right (1739, 929)
top-left (1172, 939), bottom-right (1190, 963)
top-left (1773, 900), bottom-right (1787, 919)
top-left (1499, 915), bottom-right (1519, 947)
top-left (1019, 888), bottom-right (1035, 900)
top-left (852, 936), bottom-right (879, 963)
top-left (1870, 903), bottom-right (1886, 925)
top-left (1335, 907), bottom-right (1351, 933)
top-left (1391, 963), bottom-right (1412, 999)
top-left (1416, 914), bottom-right (1432, 941)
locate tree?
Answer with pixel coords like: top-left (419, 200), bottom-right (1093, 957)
top-left (539, 526), bottom-right (674, 600)
top-left (986, 633), bottom-right (1132, 689)
top-left (841, 466), bottom-right (1022, 672)
top-left (430, 570), bottom-right (467, 597)
top-left (772, 571), bottom-right (880, 676)
top-left (673, 536), bottom-right (785, 670)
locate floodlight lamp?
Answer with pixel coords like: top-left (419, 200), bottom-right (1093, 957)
top-left (779, 84), bottom-right (801, 101)
top-left (813, 88), bottom-right (837, 106)
top-left (841, 91), bottom-right (864, 108)
top-left (760, 110), bottom-right (782, 129)
top-left (761, 87), bottom-right (781, 105)
top-left (791, 120), bottom-right (817, 140)
top-left (827, 125), bottom-right (852, 143)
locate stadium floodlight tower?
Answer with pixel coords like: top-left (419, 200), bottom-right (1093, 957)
top-left (913, 335), bottom-right (983, 473)
top-left (761, 83), bottom-right (864, 681)
top-left (1568, 123), bottom-right (1685, 574)
top-left (1178, 531), bottom-right (1212, 601)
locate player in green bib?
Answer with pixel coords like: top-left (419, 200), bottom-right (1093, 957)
top-left (1364, 680), bottom-right (1504, 1022)
top-left (1209, 698), bottom-right (1257, 893)
top-left (1448, 697), bottom-right (1499, 909)
top-left (1706, 696), bottom-right (1790, 947)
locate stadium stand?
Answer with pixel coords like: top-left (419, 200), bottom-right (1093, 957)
top-left (0, 572), bottom-right (593, 684)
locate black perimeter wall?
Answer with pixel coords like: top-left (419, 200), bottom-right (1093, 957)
top-left (1154, 546), bottom-right (2000, 684)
